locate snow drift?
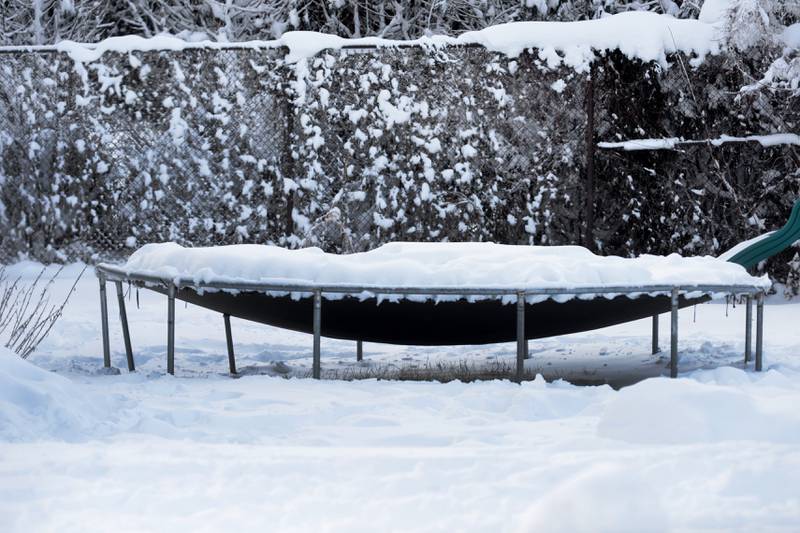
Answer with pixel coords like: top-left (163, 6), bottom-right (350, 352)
top-left (597, 370), bottom-right (800, 444)
top-left (0, 347), bottom-right (107, 441)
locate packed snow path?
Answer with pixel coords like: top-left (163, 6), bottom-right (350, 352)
top-left (1, 262), bottom-right (800, 532)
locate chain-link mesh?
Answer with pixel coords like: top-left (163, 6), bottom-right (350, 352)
top-left (1, 47), bottom-right (291, 262)
top-left (0, 44), bottom-right (590, 263)
top-left (291, 45), bottom-right (588, 254)
top-left (4, 43), bottom-right (795, 288)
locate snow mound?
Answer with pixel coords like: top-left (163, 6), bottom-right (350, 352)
top-left (117, 241), bottom-right (769, 303)
top-left (698, 0), bottom-right (732, 25)
top-left (783, 23), bottom-right (800, 48)
top-left (460, 12), bottom-right (719, 69)
top-left (46, 11), bottom-right (720, 70)
top-left (516, 463), bottom-right (669, 533)
top-left (0, 348), bottom-right (105, 441)
top-left (597, 372), bottom-right (800, 444)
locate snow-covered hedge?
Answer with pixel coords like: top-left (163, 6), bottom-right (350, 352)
top-left (291, 44), bottom-right (586, 251)
top-left (1, 25), bottom-right (798, 290)
top-left (0, 46), bottom-right (289, 259)
top-left (593, 49), bottom-right (800, 292)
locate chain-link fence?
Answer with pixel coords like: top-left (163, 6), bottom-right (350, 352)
top-left (290, 45), bottom-right (589, 253)
top-left (0, 43), bottom-right (592, 262)
top-left (2, 43), bottom-right (799, 293)
top-left (0, 46), bottom-right (293, 261)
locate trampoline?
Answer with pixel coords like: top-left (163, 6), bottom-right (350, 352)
top-left (95, 200), bottom-right (800, 380)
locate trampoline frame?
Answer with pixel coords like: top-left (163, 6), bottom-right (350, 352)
top-left (95, 263), bottom-right (767, 381)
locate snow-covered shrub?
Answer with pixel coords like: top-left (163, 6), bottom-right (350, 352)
top-left (0, 46), bottom-right (289, 260)
top-left (596, 48), bottom-right (800, 284)
top-left (785, 253), bottom-right (800, 297)
top-left (0, 51), bottom-right (85, 261)
top-left (290, 46), bottom-right (585, 251)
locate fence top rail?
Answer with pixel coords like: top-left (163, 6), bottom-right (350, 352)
top-left (0, 40), bottom-right (485, 55)
top-left (96, 264), bottom-right (767, 298)
top-left (0, 12), bottom-right (717, 61)
top-left (0, 42), bottom-right (290, 56)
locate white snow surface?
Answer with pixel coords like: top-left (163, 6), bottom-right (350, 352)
top-left (117, 242), bottom-right (769, 303)
top-left (35, 11), bottom-right (720, 69)
top-left (1, 261), bottom-right (800, 532)
top-left (0, 347), bottom-right (108, 441)
top-left (698, 0), bottom-right (731, 25)
top-left (783, 23), bottom-right (800, 48)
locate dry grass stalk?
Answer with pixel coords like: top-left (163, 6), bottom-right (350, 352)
top-left (0, 265), bottom-right (86, 359)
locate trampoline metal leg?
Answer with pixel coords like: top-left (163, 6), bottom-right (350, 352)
top-left (670, 287), bottom-right (679, 378)
top-left (99, 274), bottom-right (111, 369)
top-left (651, 314), bottom-right (659, 355)
top-left (357, 340), bottom-right (363, 362)
top-left (313, 290), bottom-right (321, 379)
top-left (167, 285), bottom-right (176, 375)
top-left (744, 295), bottom-right (752, 365)
top-left (115, 281), bottom-right (134, 372)
top-left (755, 292), bottom-right (764, 372)
top-left (516, 292), bottom-right (525, 382)
top-left (224, 313), bottom-right (236, 375)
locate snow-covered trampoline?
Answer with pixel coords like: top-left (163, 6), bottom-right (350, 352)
top-left (95, 200), bottom-right (800, 380)
top-left (96, 202), bottom-right (800, 379)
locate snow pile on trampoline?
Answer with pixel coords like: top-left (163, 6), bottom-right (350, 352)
top-left (118, 242), bottom-right (769, 301)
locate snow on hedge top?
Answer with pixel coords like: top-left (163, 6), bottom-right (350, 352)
top-left (118, 242), bottom-right (768, 301)
top-left (48, 11), bottom-right (720, 70)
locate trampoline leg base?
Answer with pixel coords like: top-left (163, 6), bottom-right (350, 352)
top-left (651, 314), bottom-right (659, 355)
top-left (115, 281), bottom-right (135, 372)
top-left (755, 292), bottom-right (764, 372)
top-left (312, 290), bottom-right (321, 379)
top-left (744, 295), bottom-right (752, 365)
top-left (167, 285), bottom-right (176, 375)
top-left (670, 288), bottom-right (679, 378)
top-left (515, 292), bottom-right (525, 382)
top-left (224, 313), bottom-right (236, 375)
top-left (99, 274), bottom-right (111, 369)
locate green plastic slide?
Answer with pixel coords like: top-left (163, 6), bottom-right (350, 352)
top-left (725, 199), bottom-right (800, 269)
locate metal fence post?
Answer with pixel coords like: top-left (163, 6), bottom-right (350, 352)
top-left (99, 274), bottom-right (111, 368)
top-left (167, 284), bottom-right (176, 375)
top-left (744, 294), bottom-right (752, 365)
top-left (516, 292), bottom-right (525, 382)
top-left (114, 281), bottom-right (134, 371)
top-left (755, 291), bottom-right (764, 372)
top-left (224, 313), bottom-right (236, 374)
top-left (652, 314), bottom-right (659, 354)
top-left (313, 290), bottom-right (321, 379)
top-left (356, 340), bottom-right (363, 362)
top-left (670, 288), bottom-right (679, 378)
top-left (584, 61), bottom-right (596, 250)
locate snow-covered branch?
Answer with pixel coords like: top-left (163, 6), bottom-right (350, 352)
top-left (598, 133), bottom-right (800, 150)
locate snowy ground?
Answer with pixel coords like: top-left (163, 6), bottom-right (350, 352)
top-left (2, 261), bottom-right (800, 532)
